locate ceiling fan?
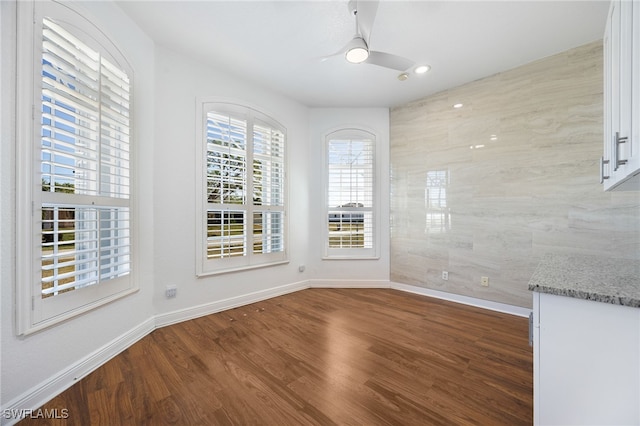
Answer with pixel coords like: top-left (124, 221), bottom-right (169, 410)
top-left (324, 0), bottom-right (428, 76)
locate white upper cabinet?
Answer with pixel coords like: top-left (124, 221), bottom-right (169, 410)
top-left (602, 0), bottom-right (640, 190)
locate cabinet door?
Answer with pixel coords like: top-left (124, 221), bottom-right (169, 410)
top-left (632, 0), bottom-right (640, 175)
top-left (536, 293), bottom-right (640, 425)
top-left (616, 0), bottom-right (634, 176)
top-left (604, 0), bottom-right (640, 190)
top-left (603, 0), bottom-right (619, 189)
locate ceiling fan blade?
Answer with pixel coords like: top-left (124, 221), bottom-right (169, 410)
top-left (319, 40), bottom-right (352, 62)
top-left (365, 51), bottom-right (414, 71)
top-left (353, 0), bottom-right (379, 44)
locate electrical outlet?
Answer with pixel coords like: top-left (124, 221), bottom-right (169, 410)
top-left (481, 276), bottom-right (489, 287)
top-left (165, 285), bottom-right (177, 298)
top-left (442, 271), bottom-right (449, 280)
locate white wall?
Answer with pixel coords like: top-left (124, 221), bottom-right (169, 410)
top-left (0, 0), bottom-right (392, 416)
top-left (307, 109), bottom-right (391, 284)
top-left (1, 0), bottom-right (156, 413)
top-left (151, 45), bottom-right (312, 319)
top-left (0, 0), bottom-right (11, 410)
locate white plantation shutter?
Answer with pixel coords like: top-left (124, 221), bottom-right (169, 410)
top-left (326, 130), bottom-right (376, 257)
top-left (99, 56), bottom-right (131, 198)
top-left (252, 121), bottom-right (285, 255)
top-left (206, 112), bottom-right (248, 260)
top-left (206, 210), bottom-right (246, 259)
top-left (42, 18), bottom-right (100, 196)
top-left (252, 211), bottom-right (283, 255)
top-left (41, 18), bottom-right (130, 199)
top-left (206, 112), bottom-right (247, 205)
top-left (41, 206), bottom-right (130, 297)
top-left (19, 5), bottom-right (136, 333)
top-left (253, 122), bottom-right (285, 206)
top-left (200, 104), bottom-right (287, 274)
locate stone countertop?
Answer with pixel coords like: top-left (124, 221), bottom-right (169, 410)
top-left (528, 254), bottom-right (640, 308)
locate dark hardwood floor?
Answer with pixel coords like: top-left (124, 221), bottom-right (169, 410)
top-left (20, 288), bottom-right (533, 425)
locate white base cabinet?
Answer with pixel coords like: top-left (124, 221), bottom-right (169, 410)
top-left (532, 292), bottom-right (640, 425)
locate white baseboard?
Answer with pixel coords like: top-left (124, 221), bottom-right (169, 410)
top-left (309, 279), bottom-right (390, 288)
top-left (154, 280), bottom-right (310, 329)
top-left (390, 281), bottom-right (532, 318)
top-left (1, 317), bottom-right (155, 426)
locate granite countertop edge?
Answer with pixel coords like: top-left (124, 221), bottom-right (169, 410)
top-left (528, 283), bottom-right (640, 308)
top-left (528, 254), bottom-right (640, 308)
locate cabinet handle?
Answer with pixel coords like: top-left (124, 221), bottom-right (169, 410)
top-left (614, 131), bottom-right (629, 170)
top-left (528, 312), bottom-right (534, 347)
top-left (600, 156), bottom-right (610, 183)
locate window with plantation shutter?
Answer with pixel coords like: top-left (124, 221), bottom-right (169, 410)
top-left (16, 1), bottom-right (136, 334)
top-left (198, 103), bottom-right (287, 275)
top-left (325, 129), bottom-right (376, 258)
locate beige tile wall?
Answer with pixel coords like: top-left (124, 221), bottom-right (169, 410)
top-left (390, 41), bottom-right (640, 308)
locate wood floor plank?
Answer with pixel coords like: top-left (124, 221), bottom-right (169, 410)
top-left (18, 288), bottom-right (532, 425)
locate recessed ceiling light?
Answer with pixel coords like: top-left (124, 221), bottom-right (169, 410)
top-left (414, 65), bottom-right (431, 74)
top-left (490, 135), bottom-right (498, 141)
top-left (397, 72), bottom-right (409, 81)
top-left (453, 103), bottom-right (463, 109)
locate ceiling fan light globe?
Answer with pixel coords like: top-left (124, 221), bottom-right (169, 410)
top-left (346, 46), bottom-right (369, 63)
top-left (345, 36), bottom-right (369, 64)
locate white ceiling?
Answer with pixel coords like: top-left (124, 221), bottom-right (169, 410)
top-left (116, 0), bottom-right (610, 108)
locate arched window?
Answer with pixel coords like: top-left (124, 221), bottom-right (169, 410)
top-left (196, 102), bottom-right (287, 275)
top-left (17, 1), bottom-right (136, 334)
top-left (324, 128), bottom-right (378, 259)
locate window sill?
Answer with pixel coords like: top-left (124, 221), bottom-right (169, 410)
top-left (197, 260), bottom-right (290, 278)
top-left (322, 256), bottom-right (381, 261)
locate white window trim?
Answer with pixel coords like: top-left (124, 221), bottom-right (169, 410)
top-left (15, 0), bottom-right (138, 335)
top-left (322, 127), bottom-right (380, 260)
top-left (195, 99), bottom-right (289, 277)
